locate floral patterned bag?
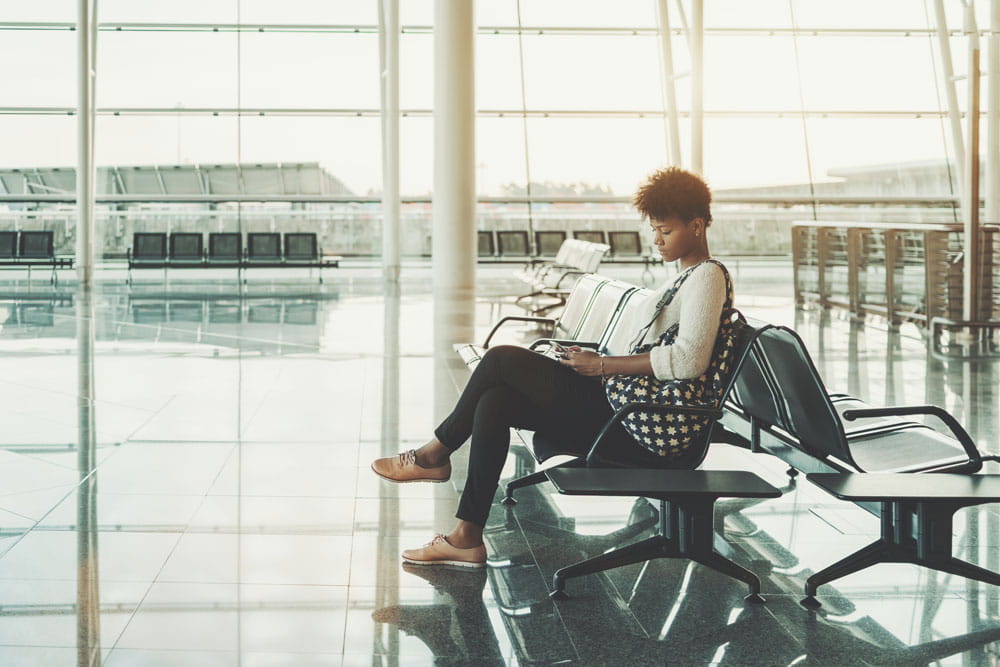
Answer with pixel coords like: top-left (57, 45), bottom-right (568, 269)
top-left (604, 259), bottom-right (741, 459)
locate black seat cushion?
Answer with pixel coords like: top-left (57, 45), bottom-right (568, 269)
top-left (530, 429), bottom-right (706, 469)
top-left (848, 426), bottom-right (970, 472)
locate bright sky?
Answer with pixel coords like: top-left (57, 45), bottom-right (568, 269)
top-left (0, 0), bottom-right (990, 195)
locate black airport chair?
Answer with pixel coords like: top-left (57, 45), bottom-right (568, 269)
top-left (169, 233), bottom-right (204, 262)
top-left (0, 231), bottom-right (16, 259)
top-left (477, 231), bottom-right (496, 257)
top-left (283, 233), bottom-right (318, 262)
top-left (19, 231), bottom-right (55, 259)
top-left (608, 231), bottom-right (643, 258)
top-left (132, 233), bottom-right (168, 262)
top-left (247, 233), bottom-right (282, 262)
top-left (497, 231), bottom-right (530, 258)
top-left (534, 231), bottom-right (567, 257)
top-left (573, 230), bottom-right (606, 245)
top-left (207, 233), bottom-right (242, 264)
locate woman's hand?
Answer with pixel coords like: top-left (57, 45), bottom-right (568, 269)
top-left (560, 346), bottom-right (603, 377)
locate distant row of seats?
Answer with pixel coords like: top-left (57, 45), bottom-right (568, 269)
top-left (132, 232), bottom-right (322, 263)
top-left (514, 239), bottom-right (611, 314)
top-left (0, 231), bottom-right (73, 285)
top-left (128, 232), bottom-right (340, 284)
top-left (479, 230), bottom-right (653, 261)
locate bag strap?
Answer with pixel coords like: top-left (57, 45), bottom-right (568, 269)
top-left (632, 258), bottom-right (732, 348)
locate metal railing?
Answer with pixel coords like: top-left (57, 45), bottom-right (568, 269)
top-left (792, 221), bottom-right (1000, 329)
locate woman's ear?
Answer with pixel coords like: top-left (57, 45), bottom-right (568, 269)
top-left (689, 217), bottom-right (706, 238)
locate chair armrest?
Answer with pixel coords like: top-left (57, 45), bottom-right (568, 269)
top-left (553, 269), bottom-right (585, 289)
top-left (482, 316), bottom-right (557, 348)
top-left (528, 338), bottom-right (599, 351)
top-left (537, 262), bottom-right (575, 278)
top-left (586, 402), bottom-right (723, 465)
top-left (842, 405), bottom-right (982, 466)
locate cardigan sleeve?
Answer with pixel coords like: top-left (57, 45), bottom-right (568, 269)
top-left (648, 262), bottom-right (727, 380)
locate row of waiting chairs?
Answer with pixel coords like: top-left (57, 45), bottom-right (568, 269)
top-left (131, 232), bottom-right (321, 263)
top-left (127, 232), bottom-right (340, 284)
top-left (457, 272), bottom-right (1000, 606)
top-left (0, 231), bottom-right (56, 260)
top-left (480, 230), bottom-right (653, 261)
top-left (515, 239), bottom-right (612, 314)
top-left (0, 231), bottom-right (73, 285)
top-left (457, 273), bottom-right (650, 379)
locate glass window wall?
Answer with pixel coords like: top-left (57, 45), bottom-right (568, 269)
top-left (0, 0), bottom-right (989, 260)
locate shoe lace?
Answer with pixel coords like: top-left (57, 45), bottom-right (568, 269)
top-left (398, 449), bottom-right (417, 466)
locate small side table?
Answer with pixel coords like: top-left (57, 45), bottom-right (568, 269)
top-left (803, 472), bottom-right (1000, 608)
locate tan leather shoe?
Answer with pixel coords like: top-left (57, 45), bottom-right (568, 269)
top-left (371, 449), bottom-right (451, 484)
top-left (402, 534), bottom-right (487, 568)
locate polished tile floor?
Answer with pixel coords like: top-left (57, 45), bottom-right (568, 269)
top-left (0, 260), bottom-right (998, 665)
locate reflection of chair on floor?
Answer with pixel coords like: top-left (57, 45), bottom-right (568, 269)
top-left (485, 492), bottom-right (801, 665)
top-left (613, 557), bottom-right (803, 665)
top-left (483, 501), bottom-right (642, 665)
top-left (800, 601), bottom-right (1000, 665)
top-left (372, 564), bottom-right (505, 666)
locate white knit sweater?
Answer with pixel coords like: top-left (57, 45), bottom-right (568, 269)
top-left (625, 260), bottom-right (730, 380)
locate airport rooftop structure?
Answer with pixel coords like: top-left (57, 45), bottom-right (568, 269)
top-left (0, 163), bottom-right (354, 197)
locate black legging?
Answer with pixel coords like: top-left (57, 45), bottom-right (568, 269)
top-left (434, 345), bottom-right (633, 527)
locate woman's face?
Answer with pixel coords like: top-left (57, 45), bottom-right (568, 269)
top-left (649, 216), bottom-right (702, 263)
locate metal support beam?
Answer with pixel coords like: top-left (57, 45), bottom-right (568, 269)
top-left (690, 0), bottom-right (704, 174)
top-left (963, 4), bottom-right (982, 324)
top-left (378, 0), bottom-right (401, 282)
top-left (934, 0), bottom-right (967, 191)
top-left (76, 0), bottom-right (97, 286)
top-left (987, 0), bottom-right (1000, 224)
top-left (655, 0), bottom-right (682, 166)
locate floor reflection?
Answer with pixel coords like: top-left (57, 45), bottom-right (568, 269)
top-left (0, 263), bottom-right (997, 664)
top-left (76, 286), bottom-right (100, 667)
top-left (372, 564), bottom-right (504, 666)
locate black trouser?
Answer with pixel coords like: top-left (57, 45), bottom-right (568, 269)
top-left (434, 345), bottom-right (632, 527)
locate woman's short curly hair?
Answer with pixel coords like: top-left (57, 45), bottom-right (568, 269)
top-left (633, 167), bottom-right (713, 226)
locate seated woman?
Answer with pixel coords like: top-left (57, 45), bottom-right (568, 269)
top-left (372, 167), bottom-right (733, 568)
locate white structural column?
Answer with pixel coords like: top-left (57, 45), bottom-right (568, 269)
top-left (690, 0), bottom-right (704, 174)
top-left (655, 0), bottom-right (682, 166)
top-left (964, 4), bottom-right (982, 324)
top-left (432, 0), bottom-right (476, 293)
top-left (76, 0), bottom-right (97, 286)
top-left (379, 0), bottom-right (401, 281)
top-left (934, 0), bottom-right (967, 190)
top-left (432, 0), bottom-right (476, 426)
top-left (987, 0), bottom-right (1000, 224)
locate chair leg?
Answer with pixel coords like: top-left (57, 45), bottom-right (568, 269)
top-left (802, 540), bottom-right (891, 608)
top-left (692, 550), bottom-right (766, 603)
top-left (894, 624), bottom-right (1000, 665)
top-left (932, 556), bottom-right (1000, 589)
top-left (503, 458), bottom-right (586, 505)
top-left (501, 470), bottom-right (549, 506)
top-left (550, 535), bottom-right (672, 599)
